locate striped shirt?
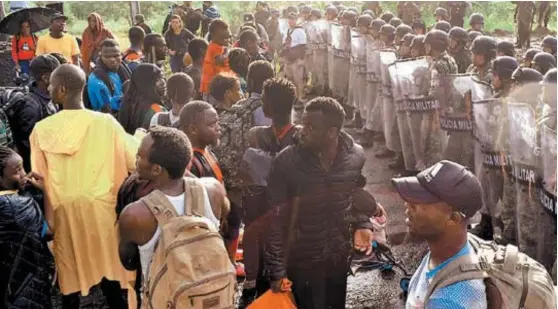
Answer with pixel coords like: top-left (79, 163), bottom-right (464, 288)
top-left (406, 243), bottom-right (487, 309)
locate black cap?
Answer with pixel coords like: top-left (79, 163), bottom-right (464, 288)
top-left (51, 12), bottom-right (68, 22)
top-left (392, 160), bottom-right (483, 218)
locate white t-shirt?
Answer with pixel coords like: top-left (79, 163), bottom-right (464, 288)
top-left (283, 27), bottom-right (307, 48)
top-left (138, 187), bottom-right (219, 278)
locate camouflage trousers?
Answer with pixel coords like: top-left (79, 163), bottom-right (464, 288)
top-left (444, 132), bottom-right (475, 170)
top-left (478, 166), bottom-right (505, 220)
top-left (516, 19), bottom-right (532, 48)
top-left (312, 50), bottom-right (329, 92)
top-left (501, 176), bottom-right (518, 245)
top-left (408, 111), bottom-right (444, 170)
top-left (397, 111), bottom-right (416, 171)
top-left (381, 94), bottom-right (401, 152)
top-left (283, 59), bottom-right (306, 99)
top-left (365, 82), bottom-right (383, 132)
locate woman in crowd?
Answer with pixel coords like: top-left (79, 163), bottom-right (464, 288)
top-left (81, 13), bottom-right (115, 73)
top-left (11, 20), bottom-right (38, 76)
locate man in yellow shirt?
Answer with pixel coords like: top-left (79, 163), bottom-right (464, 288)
top-left (35, 13), bottom-right (80, 65)
top-left (30, 64), bottom-right (138, 308)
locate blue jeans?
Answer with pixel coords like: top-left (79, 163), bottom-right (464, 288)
top-left (18, 60), bottom-right (31, 76)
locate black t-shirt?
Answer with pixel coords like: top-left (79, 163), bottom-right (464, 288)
top-left (164, 29), bottom-right (195, 57)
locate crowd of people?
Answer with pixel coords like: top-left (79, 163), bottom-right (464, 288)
top-left (0, 1), bottom-right (557, 309)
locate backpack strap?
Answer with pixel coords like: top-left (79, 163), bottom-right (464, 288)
top-left (423, 246), bottom-right (488, 303)
top-left (141, 190), bottom-right (180, 226)
top-left (183, 177), bottom-right (206, 217)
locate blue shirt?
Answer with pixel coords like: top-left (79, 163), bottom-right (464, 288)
top-left (406, 243), bottom-right (487, 309)
top-left (87, 71), bottom-right (124, 111)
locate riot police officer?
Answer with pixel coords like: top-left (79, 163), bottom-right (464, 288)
top-left (522, 48), bottom-right (542, 68)
top-left (466, 30), bottom-right (482, 50)
top-left (467, 35), bottom-right (497, 83)
top-left (541, 36), bottom-right (557, 59)
top-left (410, 34), bottom-right (426, 58)
top-left (497, 40), bottom-right (516, 58)
top-left (395, 24), bottom-right (413, 48)
top-left (468, 13), bottom-right (485, 34)
top-left (434, 20), bottom-right (452, 33)
top-left (435, 7), bottom-right (449, 22)
top-left (532, 52), bottom-right (557, 75)
top-left (448, 26), bottom-right (471, 73)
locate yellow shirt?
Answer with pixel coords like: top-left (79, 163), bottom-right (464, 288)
top-left (30, 110), bottom-right (139, 301)
top-left (35, 33), bottom-right (80, 64)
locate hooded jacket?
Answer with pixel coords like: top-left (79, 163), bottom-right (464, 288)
top-left (30, 110), bottom-right (138, 297)
top-left (81, 13), bottom-right (115, 73)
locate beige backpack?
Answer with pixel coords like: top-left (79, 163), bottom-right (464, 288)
top-left (140, 177), bottom-right (236, 309)
top-left (424, 233), bottom-right (556, 309)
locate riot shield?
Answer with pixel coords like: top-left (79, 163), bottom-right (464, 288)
top-left (302, 21), bottom-right (316, 87)
top-left (393, 57), bottom-right (437, 171)
top-left (506, 103), bottom-right (539, 258)
top-left (536, 121), bottom-right (557, 270)
top-left (472, 98), bottom-right (508, 220)
top-left (329, 23), bottom-right (351, 101)
top-left (436, 74), bottom-right (493, 168)
top-left (379, 50), bottom-right (400, 152)
top-left (364, 36), bottom-right (383, 133)
top-left (311, 20), bottom-right (330, 93)
top-left (350, 30), bottom-right (366, 111)
top-left (390, 59), bottom-right (415, 171)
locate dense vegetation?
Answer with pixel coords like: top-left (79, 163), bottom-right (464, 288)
top-left (7, 1), bottom-right (555, 38)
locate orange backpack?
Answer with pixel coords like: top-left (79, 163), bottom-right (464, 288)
top-left (140, 177), bottom-right (236, 309)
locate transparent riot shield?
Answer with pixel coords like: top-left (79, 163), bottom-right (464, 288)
top-left (506, 103), bottom-right (539, 259)
top-left (390, 59), bottom-right (415, 171)
top-left (350, 30), bottom-right (366, 110)
top-left (329, 23), bottom-right (351, 102)
top-left (379, 50), bottom-right (400, 152)
top-left (394, 57), bottom-right (435, 171)
top-left (311, 20), bottom-right (330, 93)
top-left (536, 121), bottom-right (557, 271)
top-left (436, 74), bottom-right (493, 168)
top-left (364, 36), bottom-right (383, 133)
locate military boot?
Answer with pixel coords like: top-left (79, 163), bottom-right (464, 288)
top-left (388, 152), bottom-right (405, 169)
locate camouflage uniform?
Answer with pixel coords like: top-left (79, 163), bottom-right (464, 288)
top-left (424, 51), bottom-right (458, 167)
top-left (514, 1), bottom-right (536, 49)
top-left (451, 48), bottom-right (472, 74)
top-left (490, 86), bottom-right (514, 244)
top-left (466, 63), bottom-right (493, 84)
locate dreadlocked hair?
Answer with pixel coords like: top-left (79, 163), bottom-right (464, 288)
top-left (247, 60), bottom-right (274, 94)
top-left (118, 63), bottom-right (164, 134)
top-left (228, 48), bottom-right (251, 79)
top-left (167, 73), bottom-right (195, 105)
top-left (148, 125), bottom-right (193, 179)
top-left (261, 77), bottom-right (296, 117)
top-left (0, 146), bottom-right (17, 177)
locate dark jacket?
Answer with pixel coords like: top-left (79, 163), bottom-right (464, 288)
top-left (9, 84), bottom-right (57, 171)
top-left (0, 190), bottom-right (53, 309)
top-left (265, 132), bottom-right (376, 280)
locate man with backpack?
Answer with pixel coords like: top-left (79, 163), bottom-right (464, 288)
top-left (118, 126), bottom-right (233, 309)
top-left (6, 54), bottom-right (60, 171)
top-left (393, 160), bottom-right (557, 309)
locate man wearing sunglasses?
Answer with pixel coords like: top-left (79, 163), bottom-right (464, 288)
top-left (392, 160), bottom-right (487, 309)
